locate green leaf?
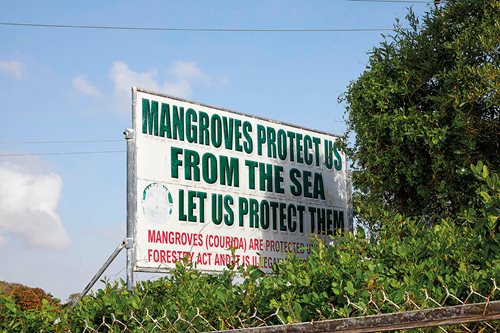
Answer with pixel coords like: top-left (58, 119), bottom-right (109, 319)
top-left (331, 285), bottom-right (341, 296)
top-left (5, 301), bottom-right (17, 313)
top-left (293, 302), bottom-right (303, 320)
top-left (489, 215), bottom-right (498, 228)
top-left (345, 281), bottom-right (356, 296)
top-left (130, 300), bottom-right (140, 310)
top-left (480, 191), bottom-right (491, 203)
top-left (482, 165), bottom-right (489, 179)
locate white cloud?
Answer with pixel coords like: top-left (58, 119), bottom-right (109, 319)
top-left (171, 61), bottom-right (208, 82)
top-left (0, 60), bottom-right (26, 79)
top-left (73, 75), bottom-right (103, 98)
top-left (0, 161), bottom-right (70, 249)
top-left (110, 61), bottom-right (161, 96)
top-left (109, 61), bottom-right (219, 113)
top-left (72, 61), bottom-right (225, 114)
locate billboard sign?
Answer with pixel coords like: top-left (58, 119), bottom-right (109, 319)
top-left (131, 87), bottom-right (350, 272)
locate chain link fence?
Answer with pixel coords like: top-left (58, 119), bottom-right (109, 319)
top-left (79, 279), bottom-right (499, 332)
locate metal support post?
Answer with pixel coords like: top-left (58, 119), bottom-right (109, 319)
top-left (124, 128), bottom-right (136, 291)
top-left (347, 169), bottom-right (354, 234)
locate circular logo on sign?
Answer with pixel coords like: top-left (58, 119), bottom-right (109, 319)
top-left (142, 183), bottom-right (174, 224)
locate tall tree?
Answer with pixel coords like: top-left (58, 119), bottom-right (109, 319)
top-left (343, 0), bottom-right (499, 220)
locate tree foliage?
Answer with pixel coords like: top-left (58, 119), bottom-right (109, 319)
top-left (343, 0), bottom-right (499, 220)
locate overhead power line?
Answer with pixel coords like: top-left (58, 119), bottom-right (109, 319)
top-left (347, 0), bottom-right (431, 3)
top-left (0, 150), bottom-right (126, 157)
top-left (0, 22), bottom-right (392, 33)
top-left (0, 139), bottom-right (123, 145)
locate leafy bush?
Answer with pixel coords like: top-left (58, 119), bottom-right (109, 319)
top-left (1, 163), bottom-right (497, 332)
top-left (0, 281), bottom-right (60, 311)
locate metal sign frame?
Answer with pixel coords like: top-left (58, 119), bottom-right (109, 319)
top-left (126, 86), bottom-right (352, 284)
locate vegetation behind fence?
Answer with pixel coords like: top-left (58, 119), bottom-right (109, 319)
top-left (0, 163), bottom-right (498, 332)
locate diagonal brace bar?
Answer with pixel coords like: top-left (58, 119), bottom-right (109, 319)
top-left (72, 239), bottom-right (126, 306)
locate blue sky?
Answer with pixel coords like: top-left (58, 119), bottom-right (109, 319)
top-left (0, 0), bottom-right (432, 301)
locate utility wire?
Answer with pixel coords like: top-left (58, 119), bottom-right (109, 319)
top-left (0, 22), bottom-right (393, 33)
top-left (0, 150), bottom-right (125, 157)
top-left (0, 139), bottom-right (123, 145)
top-left (347, 0), bottom-right (431, 3)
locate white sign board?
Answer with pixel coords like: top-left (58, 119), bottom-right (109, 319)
top-left (131, 87), bottom-right (349, 272)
